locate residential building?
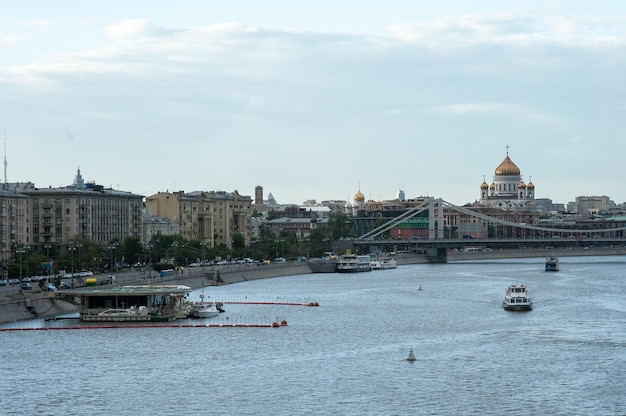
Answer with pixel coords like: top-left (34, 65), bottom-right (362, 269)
top-left (145, 189), bottom-right (252, 248)
top-left (1, 168), bottom-right (144, 257)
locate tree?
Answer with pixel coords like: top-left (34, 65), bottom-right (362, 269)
top-left (117, 237), bottom-right (144, 266)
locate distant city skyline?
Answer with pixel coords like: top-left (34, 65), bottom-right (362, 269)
top-left (3, 1), bottom-right (626, 206)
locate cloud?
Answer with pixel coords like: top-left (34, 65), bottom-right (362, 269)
top-left (18, 19), bottom-right (57, 32)
top-left (388, 12), bottom-right (626, 47)
top-left (0, 34), bottom-right (25, 47)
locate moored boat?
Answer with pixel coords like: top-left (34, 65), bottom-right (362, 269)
top-left (371, 256), bottom-right (397, 270)
top-left (545, 256), bottom-right (560, 271)
top-left (337, 254), bottom-right (372, 273)
top-left (308, 257), bottom-right (338, 273)
top-left (191, 303), bottom-right (220, 319)
top-left (188, 293), bottom-right (222, 318)
top-left (61, 285), bottom-right (193, 322)
top-left (502, 284), bottom-right (532, 311)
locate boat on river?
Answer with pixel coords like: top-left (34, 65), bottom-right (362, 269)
top-left (337, 254), bottom-right (372, 273)
top-left (62, 285), bottom-right (193, 322)
top-left (371, 256), bottom-right (397, 270)
top-left (191, 303), bottom-right (220, 319)
top-left (502, 284), bottom-right (532, 311)
top-left (308, 258), bottom-right (338, 273)
top-left (545, 256), bottom-right (560, 271)
top-left (189, 293), bottom-right (222, 318)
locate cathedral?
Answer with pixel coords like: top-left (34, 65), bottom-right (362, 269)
top-left (478, 148), bottom-right (535, 209)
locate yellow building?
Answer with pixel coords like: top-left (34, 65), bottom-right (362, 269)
top-left (145, 190), bottom-right (252, 248)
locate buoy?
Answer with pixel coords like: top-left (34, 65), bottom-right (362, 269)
top-left (418, 285), bottom-right (422, 291)
top-left (406, 348), bottom-right (416, 362)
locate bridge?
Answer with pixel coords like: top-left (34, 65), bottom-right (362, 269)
top-left (341, 198), bottom-right (626, 263)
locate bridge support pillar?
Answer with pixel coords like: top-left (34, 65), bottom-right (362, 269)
top-left (425, 248), bottom-right (448, 263)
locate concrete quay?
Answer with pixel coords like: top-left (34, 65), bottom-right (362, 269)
top-left (0, 262), bottom-right (312, 324)
top-left (2, 248), bottom-right (624, 324)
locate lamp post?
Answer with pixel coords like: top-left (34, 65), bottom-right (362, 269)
top-left (200, 241), bottom-right (207, 270)
top-left (107, 243), bottom-right (118, 277)
top-left (44, 244), bottom-right (52, 284)
top-left (76, 242), bottom-right (83, 273)
top-left (68, 246), bottom-right (76, 288)
top-left (16, 248), bottom-right (26, 291)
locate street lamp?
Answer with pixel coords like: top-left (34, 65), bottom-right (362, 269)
top-left (200, 241), bottom-right (207, 269)
top-left (107, 243), bottom-right (118, 275)
top-left (44, 244), bottom-right (52, 284)
top-left (76, 243), bottom-right (83, 272)
top-left (68, 246), bottom-right (76, 288)
top-left (16, 247), bottom-right (26, 286)
top-left (146, 243), bottom-right (154, 265)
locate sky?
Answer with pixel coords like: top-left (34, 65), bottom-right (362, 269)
top-left (2, 1), bottom-right (626, 206)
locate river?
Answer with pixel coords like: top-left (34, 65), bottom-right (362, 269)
top-left (1, 255), bottom-right (625, 415)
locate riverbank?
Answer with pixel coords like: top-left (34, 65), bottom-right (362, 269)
top-left (0, 262), bottom-right (313, 323)
top-left (2, 247), bottom-right (624, 323)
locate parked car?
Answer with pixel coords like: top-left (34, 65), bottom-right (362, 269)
top-left (20, 282), bottom-right (32, 290)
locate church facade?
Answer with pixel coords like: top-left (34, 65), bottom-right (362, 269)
top-left (478, 148), bottom-right (536, 209)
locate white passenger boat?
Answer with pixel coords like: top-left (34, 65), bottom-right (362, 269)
top-left (371, 256), bottom-right (397, 270)
top-left (502, 284), bottom-right (532, 311)
top-left (337, 254), bottom-right (372, 273)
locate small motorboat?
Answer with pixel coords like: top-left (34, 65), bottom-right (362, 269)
top-left (192, 303), bottom-right (220, 319)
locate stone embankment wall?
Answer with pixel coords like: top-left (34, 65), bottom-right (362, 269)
top-left (2, 248), bottom-right (623, 323)
top-left (0, 295), bottom-right (77, 323)
top-left (0, 263), bottom-right (312, 324)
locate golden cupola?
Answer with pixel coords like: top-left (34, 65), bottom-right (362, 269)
top-left (495, 154), bottom-right (521, 176)
top-left (480, 180), bottom-right (489, 189)
top-left (518, 180), bottom-right (526, 189)
top-left (354, 189), bottom-right (365, 202)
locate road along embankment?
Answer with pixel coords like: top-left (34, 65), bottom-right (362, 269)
top-left (0, 263), bottom-right (313, 324)
top-left (447, 247), bottom-right (626, 261)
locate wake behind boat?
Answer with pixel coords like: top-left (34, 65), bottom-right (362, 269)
top-left (502, 284), bottom-right (532, 311)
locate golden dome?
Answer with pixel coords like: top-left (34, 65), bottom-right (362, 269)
top-left (354, 189), bottom-right (365, 202)
top-left (518, 180), bottom-right (526, 189)
top-left (527, 181), bottom-right (535, 189)
top-left (480, 181), bottom-right (489, 189)
top-left (495, 154), bottom-right (521, 176)
top-left (489, 182), bottom-right (495, 190)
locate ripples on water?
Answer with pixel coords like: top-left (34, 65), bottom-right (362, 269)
top-left (1, 256), bottom-right (625, 415)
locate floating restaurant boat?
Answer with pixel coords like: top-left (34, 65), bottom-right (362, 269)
top-left (61, 285), bottom-right (193, 322)
top-left (502, 284), bottom-right (533, 312)
top-left (337, 254), bottom-right (372, 273)
top-left (545, 256), bottom-right (560, 271)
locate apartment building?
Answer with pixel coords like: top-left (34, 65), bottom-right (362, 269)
top-left (145, 190), bottom-right (252, 248)
top-left (0, 177), bottom-right (143, 259)
top-left (0, 184), bottom-right (31, 262)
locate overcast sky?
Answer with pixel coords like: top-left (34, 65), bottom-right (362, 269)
top-left (2, 1), bottom-right (625, 206)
